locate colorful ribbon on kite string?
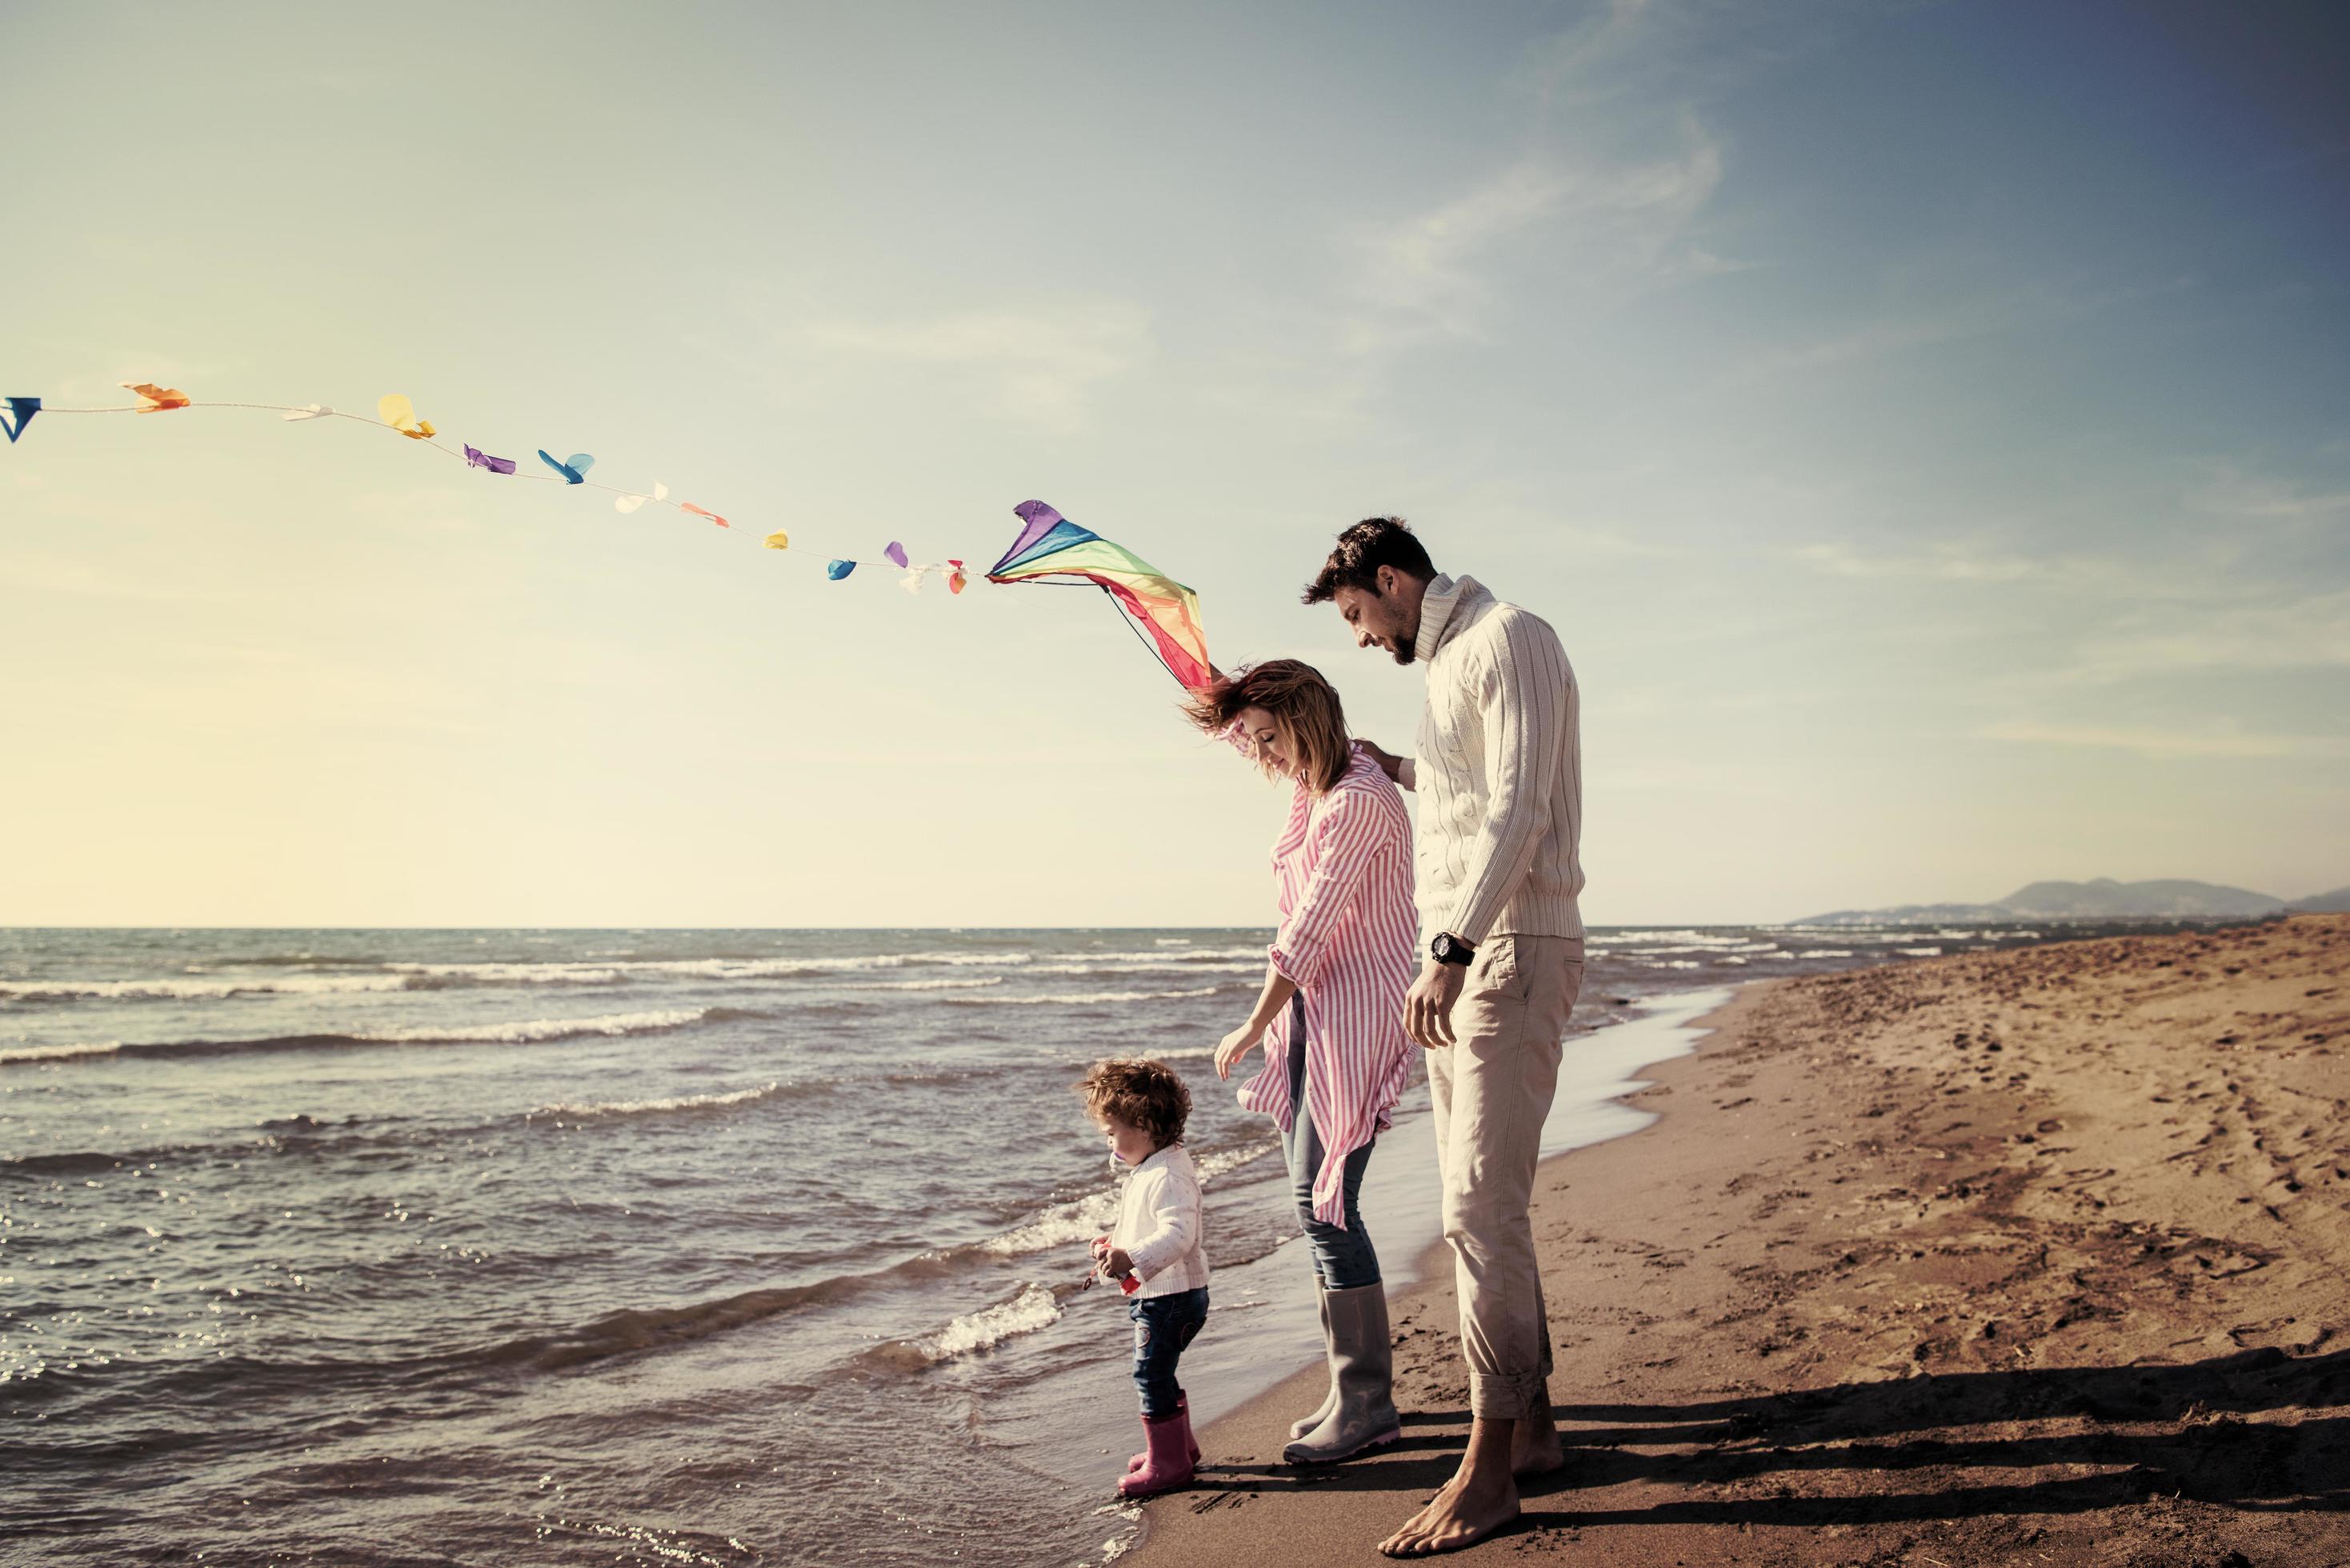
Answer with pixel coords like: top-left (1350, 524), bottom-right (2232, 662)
top-left (13, 383), bottom-right (784, 550)
top-left (825, 540), bottom-right (970, 594)
top-left (6, 380), bottom-right (1211, 686)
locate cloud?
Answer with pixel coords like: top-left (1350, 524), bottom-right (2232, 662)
top-left (1792, 540), bottom-right (2044, 584)
top-left (1340, 133), bottom-right (1723, 354)
top-left (1977, 721), bottom-right (2348, 760)
top-left (2189, 466), bottom-right (2350, 522)
top-left (2065, 590), bottom-right (2350, 682)
top-left (804, 302), bottom-right (1152, 433)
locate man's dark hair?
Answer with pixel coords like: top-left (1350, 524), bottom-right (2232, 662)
top-left (1302, 517), bottom-right (1436, 605)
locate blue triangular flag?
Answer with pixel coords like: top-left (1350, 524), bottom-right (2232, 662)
top-left (1, 397), bottom-right (38, 444)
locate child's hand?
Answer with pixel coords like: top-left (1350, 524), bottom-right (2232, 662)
top-left (1099, 1246), bottom-right (1135, 1280)
top-left (1215, 1023), bottom-right (1263, 1081)
top-left (1090, 1236), bottom-right (1112, 1261)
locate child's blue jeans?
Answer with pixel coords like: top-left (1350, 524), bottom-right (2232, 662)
top-left (1128, 1287), bottom-right (1210, 1418)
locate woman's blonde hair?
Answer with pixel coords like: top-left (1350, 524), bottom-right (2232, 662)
top-left (1181, 659), bottom-right (1351, 794)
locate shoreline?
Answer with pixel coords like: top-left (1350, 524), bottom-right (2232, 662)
top-left (1129, 916), bottom-right (2350, 1565)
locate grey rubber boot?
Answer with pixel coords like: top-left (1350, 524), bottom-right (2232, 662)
top-left (1287, 1284), bottom-right (1337, 1441)
top-left (1282, 1282), bottom-right (1400, 1464)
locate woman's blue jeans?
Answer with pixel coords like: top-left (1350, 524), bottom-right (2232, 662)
top-left (1283, 994), bottom-right (1381, 1289)
top-left (1129, 1287), bottom-right (1210, 1418)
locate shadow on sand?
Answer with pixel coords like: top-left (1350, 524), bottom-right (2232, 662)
top-left (1183, 1346), bottom-right (2348, 1534)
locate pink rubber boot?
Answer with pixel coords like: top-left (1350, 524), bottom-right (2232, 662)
top-left (1127, 1393), bottom-right (1202, 1473)
top-left (1116, 1410), bottom-right (1195, 1498)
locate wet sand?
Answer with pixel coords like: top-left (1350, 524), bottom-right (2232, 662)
top-left (1130, 916), bottom-right (2350, 1565)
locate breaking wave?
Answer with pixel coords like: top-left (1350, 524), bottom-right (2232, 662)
top-left (867, 1284), bottom-right (1065, 1370)
top-left (0, 974), bottom-right (417, 1002)
top-left (945, 986), bottom-right (1230, 1007)
top-left (352, 1008), bottom-right (713, 1045)
top-left (0, 1041), bottom-right (123, 1066)
top-left (528, 1081), bottom-right (787, 1121)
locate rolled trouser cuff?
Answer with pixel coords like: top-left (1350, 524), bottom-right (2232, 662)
top-left (1468, 1367), bottom-right (1550, 1422)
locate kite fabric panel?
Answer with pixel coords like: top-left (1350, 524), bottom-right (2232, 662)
top-left (987, 500), bottom-right (1211, 690)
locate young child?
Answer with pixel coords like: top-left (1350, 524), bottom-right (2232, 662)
top-left (1075, 1058), bottom-right (1211, 1499)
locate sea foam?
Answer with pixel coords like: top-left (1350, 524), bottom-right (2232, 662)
top-left (915, 1284), bottom-right (1063, 1362)
top-left (529, 1081), bottom-right (785, 1120)
top-left (355, 1008), bottom-right (711, 1045)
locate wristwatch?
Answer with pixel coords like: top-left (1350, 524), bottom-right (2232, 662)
top-left (1430, 932), bottom-right (1476, 966)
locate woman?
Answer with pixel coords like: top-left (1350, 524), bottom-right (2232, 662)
top-left (1187, 659), bottom-right (1418, 1466)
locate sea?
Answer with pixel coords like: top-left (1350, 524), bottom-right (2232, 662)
top-left (1, 922), bottom-right (2137, 1566)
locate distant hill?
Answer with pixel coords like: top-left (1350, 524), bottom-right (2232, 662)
top-left (1798, 877), bottom-right (2291, 926)
top-left (2289, 886), bottom-right (2350, 914)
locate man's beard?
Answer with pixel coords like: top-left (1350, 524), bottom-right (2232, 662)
top-left (1388, 610), bottom-right (1419, 666)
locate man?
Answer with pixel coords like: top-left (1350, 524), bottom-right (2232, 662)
top-left (1304, 517), bottom-right (1583, 1558)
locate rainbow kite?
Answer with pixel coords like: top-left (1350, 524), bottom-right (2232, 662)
top-left (987, 501), bottom-right (1211, 690)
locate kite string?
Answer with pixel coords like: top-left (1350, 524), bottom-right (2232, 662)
top-left (1104, 583), bottom-right (1187, 687)
top-left (33, 397), bottom-right (758, 530)
top-left (18, 401), bottom-right (1211, 684)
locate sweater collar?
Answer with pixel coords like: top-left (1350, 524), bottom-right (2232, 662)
top-left (1412, 574), bottom-right (1487, 665)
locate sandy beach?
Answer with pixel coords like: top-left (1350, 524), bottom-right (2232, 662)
top-left (1131, 916), bottom-right (2350, 1566)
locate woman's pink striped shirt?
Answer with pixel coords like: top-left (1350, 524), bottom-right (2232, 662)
top-left (1243, 742), bottom-right (1419, 1228)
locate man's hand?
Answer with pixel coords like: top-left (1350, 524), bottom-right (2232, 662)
top-left (1355, 738), bottom-right (1405, 784)
top-left (1215, 1022), bottom-right (1265, 1081)
top-left (1403, 959), bottom-right (1467, 1050)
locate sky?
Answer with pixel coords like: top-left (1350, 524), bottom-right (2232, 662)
top-left (3, 0), bottom-right (2346, 927)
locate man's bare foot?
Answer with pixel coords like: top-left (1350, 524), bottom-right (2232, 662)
top-left (1379, 1420), bottom-right (1520, 1558)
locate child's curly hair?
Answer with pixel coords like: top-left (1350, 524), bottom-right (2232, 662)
top-left (1073, 1058), bottom-right (1191, 1149)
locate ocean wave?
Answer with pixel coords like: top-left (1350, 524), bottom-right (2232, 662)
top-left (392, 965), bottom-right (625, 990)
top-left (0, 973), bottom-right (417, 1002)
top-left (354, 1008), bottom-right (712, 1045)
top-left (391, 950), bottom-right (1038, 984)
top-left (2, 1149), bottom-right (137, 1175)
top-left (0, 1041), bottom-right (122, 1066)
top-left (528, 1081), bottom-right (787, 1121)
top-left (1605, 929), bottom-right (1751, 946)
top-left (834, 978), bottom-right (1007, 992)
top-left (909, 1284), bottom-right (1063, 1364)
top-left (1898, 946), bottom-right (1944, 958)
top-left (946, 986), bottom-right (1229, 1007)
top-left (861, 1283), bottom-right (1067, 1373)
top-left (978, 1189), bottom-right (1123, 1258)
top-left (1194, 1139), bottom-right (1281, 1182)
top-left (474, 1281), bottom-right (852, 1374)
top-left (1055, 947), bottom-right (1267, 966)
top-left (1022, 961), bottom-right (1263, 978)
top-left (56, 1007), bottom-right (723, 1063)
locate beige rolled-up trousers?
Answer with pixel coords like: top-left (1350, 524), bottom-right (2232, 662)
top-left (1425, 934), bottom-right (1584, 1420)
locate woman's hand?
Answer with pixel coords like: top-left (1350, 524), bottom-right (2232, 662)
top-left (1215, 1022), bottom-right (1265, 1081)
